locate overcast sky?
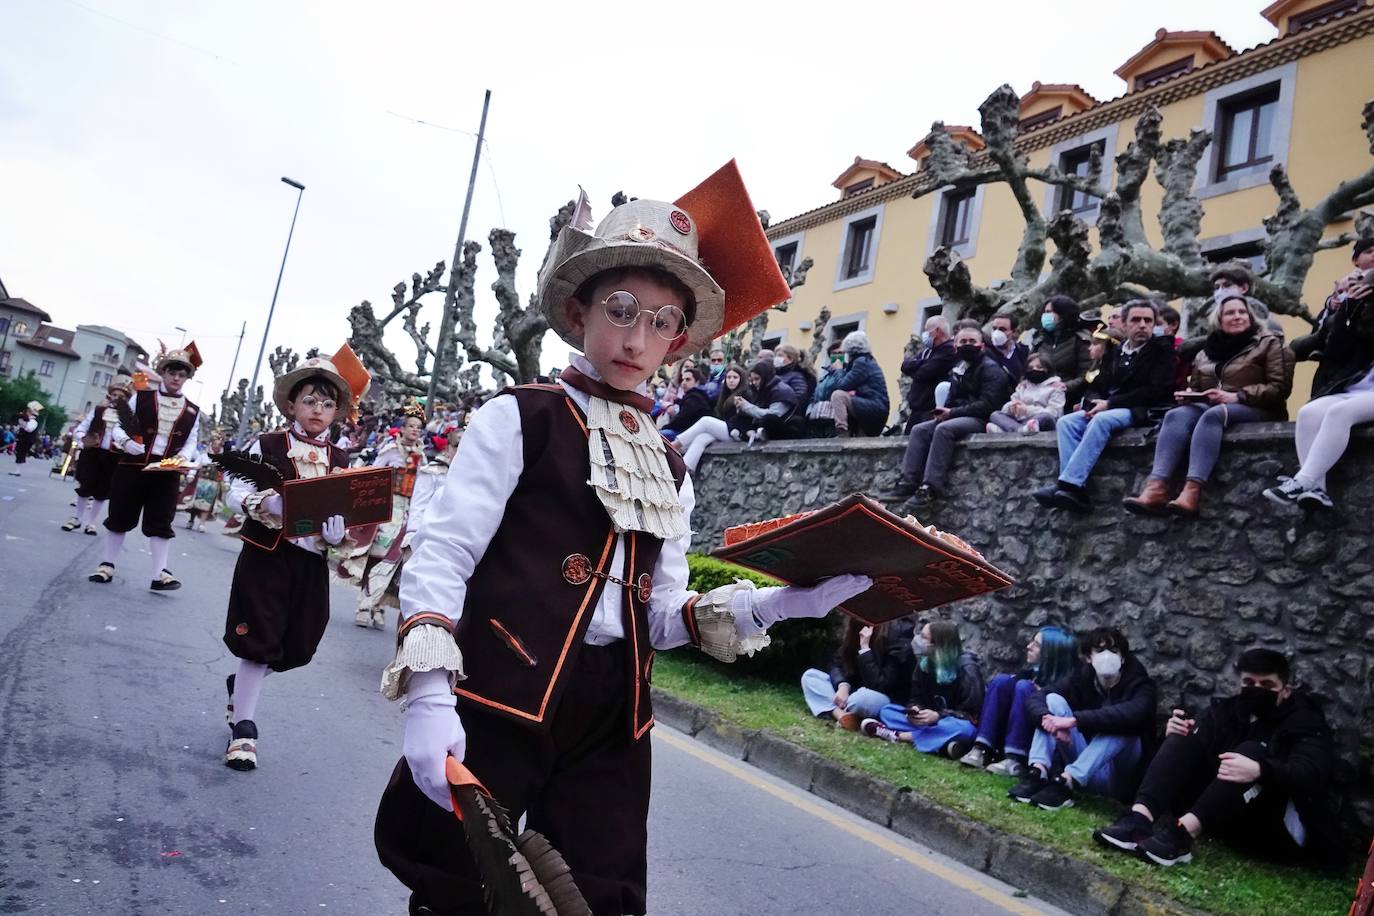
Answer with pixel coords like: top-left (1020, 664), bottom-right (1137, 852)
top-left (1, 0), bottom-right (1279, 409)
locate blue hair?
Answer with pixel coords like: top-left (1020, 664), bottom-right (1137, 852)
top-left (1034, 626), bottom-right (1079, 686)
top-left (918, 620), bottom-right (962, 685)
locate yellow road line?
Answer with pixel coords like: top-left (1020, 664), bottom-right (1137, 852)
top-left (656, 728), bottom-right (1045, 916)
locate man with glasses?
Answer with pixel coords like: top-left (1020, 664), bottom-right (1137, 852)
top-left (701, 345), bottom-right (727, 398)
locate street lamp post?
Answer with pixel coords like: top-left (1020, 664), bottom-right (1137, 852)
top-left (236, 177), bottom-right (305, 445)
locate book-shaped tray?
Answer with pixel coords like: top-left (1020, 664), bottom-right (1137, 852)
top-left (710, 493), bottom-right (1014, 624)
top-left (281, 466), bottom-right (394, 538)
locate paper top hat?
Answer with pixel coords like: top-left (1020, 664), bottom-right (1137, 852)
top-left (273, 343), bottom-right (371, 420)
top-left (538, 160), bottom-right (791, 356)
top-left (107, 372), bottom-right (135, 395)
top-left (154, 340), bottom-right (203, 376)
top-left (26, 400), bottom-right (43, 413)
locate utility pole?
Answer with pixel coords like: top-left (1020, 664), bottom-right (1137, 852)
top-left (426, 89), bottom-right (491, 409)
top-left (223, 320), bottom-right (246, 404)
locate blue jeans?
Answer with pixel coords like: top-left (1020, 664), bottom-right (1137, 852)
top-left (1029, 693), bottom-right (1142, 800)
top-left (1150, 403), bottom-right (1266, 483)
top-left (799, 668), bottom-right (890, 719)
top-left (877, 703), bottom-right (977, 754)
top-left (974, 674), bottom-right (1036, 758)
top-left (1056, 408), bottom-right (1134, 486)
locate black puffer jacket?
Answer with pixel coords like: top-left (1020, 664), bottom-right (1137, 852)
top-left (662, 387), bottom-right (713, 435)
top-left (826, 617), bottom-right (917, 707)
top-left (1025, 656), bottom-right (1157, 741)
top-left (1290, 291), bottom-right (1374, 399)
top-left (909, 651), bottom-right (984, 721)
top-left (944, 354), bottom-right (1014, 422)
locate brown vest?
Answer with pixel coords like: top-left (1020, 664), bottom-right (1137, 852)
top-left (118, 390), bottom-right (200, 465)
top-left (239, 431), bottom-right (349, 552)
top-left (455, 386), bottom-right (686, 740)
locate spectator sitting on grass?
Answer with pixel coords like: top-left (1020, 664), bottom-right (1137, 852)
top-left (1032, 295), bottom-right (1093, 408)
top-left (827, 331), bottom-right (890, 437)
top-left (958, 626), bottom-right (1079, 777)
top-left (1093, 648), bottom-right (1341, 872)
top-left (1010, 626), bottom-right (1157, 811)
top-left (659, 366), bottom-right (713, 441)
top-left (735, 359), bottom-right (804, 444)
top-left (674, 364), bottom-right (752, 472)
top-left (985, 354), bottom-right (1065, 435)
top-left (861, 620), bottom-right (984, 760)
top-left (800, 615), bottom-right (916, 730)
top-left (985, 312), bottom-right (1029, 383)
top-left (902, 315), bottom-right (959, 432)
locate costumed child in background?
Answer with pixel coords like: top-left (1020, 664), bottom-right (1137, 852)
top-left (184, 429), bottom-right (226, 532)
top-left (8, 401), bottom-right (42, 477)
top-left (343, 400), bottom-right (428, 630)
top-left (87, 343), bottom-right (203, 590)
top-left (373, 163), bottom-right (872, 916)
top-left (63, 372), bottom-right (134, 534)
top-left (219, 348), bottom-right (370, 771)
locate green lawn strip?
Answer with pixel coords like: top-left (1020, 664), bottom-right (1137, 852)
top-left (653, 652), bottom-right (1353, 916)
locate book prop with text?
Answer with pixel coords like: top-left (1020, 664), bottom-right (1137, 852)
top-left (711, 493), bottom-right (1014, 624)
top-left (213, 451), bottom-right (394, 538)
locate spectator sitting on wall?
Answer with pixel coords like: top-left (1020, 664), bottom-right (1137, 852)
top-left (1296, 237), bottom-right (1374, 399)
top-left (1093, 648), bottom-right (1341, 872)
top-left (861, 620), bottom-right (984, 760)
top-left (891, 320), bottom-right (1011, 512)
top-left (1083, 326), bottom-right (1123, 385)
top-left (1032, 296), bottom-right (1093, 408)
top-left (1106, 307), bottom-right (1124, 331)
top-left (1263, 251), bottom-right (1374, 511)
top-left (800, 615), bottom-right (916, 730)
top-left (806, 343), bottom-right (846, 423)
top-left (700, 345), bottom-right (727, 400)
top-left (1125, 295), bottom-right (1294, 517)
top-left (827, 331), bottom-right (890, 437)
top-left (735, 359), bottom-right (804, 444)
top-left (1032, 300), bottom-right (1177, 514)
top-left (660, 366), bottom-right (713, 441)
top-left (985, 354), bottom-right (1066, 435)
top-left (986, 312), bottom-right (1029, 383)
top-left (675, 363), bottom-right (752, 472)
top-left (653, 356), bottom-right (696, 423)
top-left (1010, 627), bottom-right (1157, 811)
top-left (902, 315), bottom-right (958, 432)
top-left (959, 626), bottom-right (1080, 777)
top-left (773, 344), bottom-right (817, 410)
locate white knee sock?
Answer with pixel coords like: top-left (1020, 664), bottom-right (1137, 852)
top-left (89, 499), bottom-right (107, 526)
top-left (73, 496), bottom-right (91, 523)
top-left (149, 536), bottom-right (171, 580)
top-left (101, 531), bottom-right (126, 566)
top-left (233, 660), bottom-right (270, 723)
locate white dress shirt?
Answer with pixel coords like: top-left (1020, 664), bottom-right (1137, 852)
top-left (224, 423), bottom-right (334, 555)
top-left (399, 356), bottom-right (697, 650)
top-left (73, 406), bottom-right (118, 451)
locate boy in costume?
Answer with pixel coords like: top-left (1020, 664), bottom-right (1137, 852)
top-left (64, 372), bottom-right (135, 534)
top-left (8, 401), bottom-right (42, 476)
top-left (374, 162), bottom-right (871, 916)
top-left (220, 348), bottom-right (370, 771)
top-left (87, 344), bottom-right (203, 590)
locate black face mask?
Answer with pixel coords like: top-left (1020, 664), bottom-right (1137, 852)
top-left (957, 345), bottom-right (982, 363)
top-left (1239, 685), bottom-right (1281, 720)
top-left (1024, 368), bottom-right (1050, 383)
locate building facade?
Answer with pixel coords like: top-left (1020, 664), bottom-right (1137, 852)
top-left (10, 322), bottom-right (82, 410)
top-left (69, 325), bottom-right (149, 418)
top-left (0, 295), bottom-right (53, 381)
top-left (761, 0), bottom-right (1374, 422)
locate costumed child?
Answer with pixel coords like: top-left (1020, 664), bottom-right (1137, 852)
top-left (8, 401), bottom-right (42, 477)
top-left (219, 348), bottom-right (370, 771)
top-left (87, 343), bottom-right (203, 590)
top-left (184, 429), bottom-right (226, 532)
top-left (63, 372), bottom-right (134, 534)
top-left (344, 401), bottom-right (428, 630)
top-left (373, 162), bottom-right (872, 916)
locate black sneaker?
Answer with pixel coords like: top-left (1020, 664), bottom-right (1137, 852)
top-left (225, 719), bottom-right (258, 771)
top-left (1093, 811), bottom-right (1154, 853)
top-left (1031, 483), bottom-right (1060, 508)
top-left (942, 737), bottom-right (973, 761)
top-left (1031, 777), bottom-right (1075, 810)
top-left (1139, 820), bottom-right (1194, 866)
top-left (150, 569), bottom-right (181, 591)
top-left (1008, 769), bottom-right (1048, 803)
top-left (1051, 486), bottom-right (1092, 514)
top-left (889, 479), bottom-right (918, 502)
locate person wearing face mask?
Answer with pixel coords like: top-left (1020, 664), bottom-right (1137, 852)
top-left (826, 331), bottom-right (890, 437)
top-left (985, 355), bottom-right (1065, 435)
top-left (892, 320), bottom-right (1011, 511)
top-left (1031, 295), bottom-right (1094, 408)
top-left (734, 359), bottom-right (805, 443)
top-left (901, 315), bottom-right (959, 431)
top-left (772, 344), bottom-right (817, 409)
top-left (984, 313), bottom-right (1029, 383)
top-left (1094, 649), bottom-right (1340, 872)
top-left (1011, 627), bottom-right (1157, 811)
top-left (862, 620), bottom-right (984, 759)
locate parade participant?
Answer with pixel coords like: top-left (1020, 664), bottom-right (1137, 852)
top-left (184, 430), bottom-right (226, 532)
top-left (8, 401), bottom-right (42, 477)
top-left (344, 400), bottom-right (428, 630)
top-left (87, 344), bottom-right (203, 590)
top-left (373, 163), bottom-right (871, 916)
top-left (221, 349), bottom-right (370, 771)
top-left (64, 373), bottom-right (135, 534)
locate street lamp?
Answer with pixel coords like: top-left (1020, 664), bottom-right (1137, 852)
top-left (236, 176), bottom-right (305, 444)
top-left (175, 325), bottom-right (187, 346)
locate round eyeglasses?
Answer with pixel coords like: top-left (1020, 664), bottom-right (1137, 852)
top-left (298, 395), bottom-right (337, 411)
top-left (600, 291), bottom-right (689, 341)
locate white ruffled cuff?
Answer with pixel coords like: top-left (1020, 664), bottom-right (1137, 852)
top-left (243, 489), bottom-right (282, 528)
top-left (380, 622), bottom-right (465, 702)
top-left (691, 579), bottom-right (771, 663)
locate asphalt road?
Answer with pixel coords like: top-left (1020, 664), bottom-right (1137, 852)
top-left (0, 462), bottom-right (1066, 916)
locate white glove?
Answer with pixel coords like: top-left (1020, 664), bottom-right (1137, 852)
top-left (123, 439), bottom-right (146, 456)
top-left (745, 574), bottom-right (873, 633)
top-left (403, 670), bottom-right (466, 811)
top-left (321, 514), bottom-right (346, 545)
top-left (262, 493), bottom-right (283, 517)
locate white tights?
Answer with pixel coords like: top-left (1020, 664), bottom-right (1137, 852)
top-left (232, 660), bottom-right (271, 723)
top-left (1293, 390), bottom-right (1374, 489)
top-left (76, 497), bottom-right (106, 526)
top-left (675, 417), bottom-right (731, 472)
top-left (99, 531), bottom-right (172, 581)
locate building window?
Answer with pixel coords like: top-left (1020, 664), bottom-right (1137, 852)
top-left (1056, 141), bottom-right (1105, 213)
top-left (826, 318), bottom-right (863, 351)
top-left (1133, 56), bottom-right (1194, 91)
top-left (39, 359), bottom-right (55, 377)
top-left (1018, 106), bottom-right (1062, 133)
top-left (940, 189), bottom-right (976, 248)
top-left (1288, 0), bottom-right (1359, 33)
top-left (0, 317), bottom-right (9, 336)
top-left (774, 242), bottom-right (798, 274)
top-left (1204, 240), bottom-right (1266, 275)
top-left (1216, 85), bottom-right (1280, 179)
top-left (842, 216), bottom-right (878, 279)
top-left (843, 178), bottom-right (875, 198)
top-left (103, 343), bottom-right (116, 357)
top-left (0, 351), bottom-right (9, 373)
top-left (758, 332), bottom-right (784, 355)
top-left (13, 321), bottom-right (28, 336)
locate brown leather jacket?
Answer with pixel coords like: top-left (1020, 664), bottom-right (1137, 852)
top-left (1188, 331), bottom-right (1294, 416)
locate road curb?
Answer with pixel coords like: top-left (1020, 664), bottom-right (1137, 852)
top-left (650, 687), bottom-right (1209, 916)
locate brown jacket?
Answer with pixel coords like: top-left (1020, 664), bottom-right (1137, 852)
top-left (1188, 331), bottom-right (1294, 416)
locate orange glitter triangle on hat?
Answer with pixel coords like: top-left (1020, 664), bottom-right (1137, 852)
top-left (675, 160), bottom-right (791, 338)
top-left (183, 340), bottom-right (204, 370)
top-left (330, 343), bottom-right (372, 405)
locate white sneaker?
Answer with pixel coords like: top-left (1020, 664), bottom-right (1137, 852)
top-left (1296, 486), bottom-right (1334, 510)
top-left (958, 745), bottom-right (988, 768)
top-left (354, 609), bottom-right (371, 628)
top-left (1262, 476), bottom-right (1306, 506)
top-left (370, 609), bottom-right (387, 630)
top-left (985, 757), bottom-right (1026, 777)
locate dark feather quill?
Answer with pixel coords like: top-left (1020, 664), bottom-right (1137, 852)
top-left (113, 397), bottom-right (139, 438)
top-left (213, 450), bottom-right (285, 492)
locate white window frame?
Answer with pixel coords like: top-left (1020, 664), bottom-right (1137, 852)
top-left (926, 184), bottom-right (986, 260)
top-left (771, 230), bottom-right (805, 280)
top-left (1195, 60), bottom-right (1298, 200)
top-left (824, 311), bottom-right (868, 349)
top-left (833, 204), bottom-right (885, 291)
top-left (910, 296), bottom-right (947, 334)
top-left (1042, 122), bottom-right (1120, 221)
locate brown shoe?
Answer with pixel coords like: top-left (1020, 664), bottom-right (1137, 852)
top-left (838, 712), bottom-right (862, 732)
top-left (1122, 478), bottom-right (1171, 515)
top-left (1166, 480), bottom-right (1202, 517)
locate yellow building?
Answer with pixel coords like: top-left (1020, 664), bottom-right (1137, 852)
top-left (761, 0), bottom-right (1374, 421)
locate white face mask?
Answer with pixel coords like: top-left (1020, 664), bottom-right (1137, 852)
top-left (1091, 650), bottom-right (1123, 679)
top-left (920, 331), bottom-right (934, 348)
top-left (911, 633), bottom-right (930, 655)
top-left (990, 329), bottom-right (1009, 348)
top-left (1214, 287), bottom-right (1236, 305)
top-left (773, 356), bottom-right (785, 368)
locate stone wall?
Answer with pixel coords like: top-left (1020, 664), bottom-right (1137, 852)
top-left (690, 423), bottom-right (1374, 792)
